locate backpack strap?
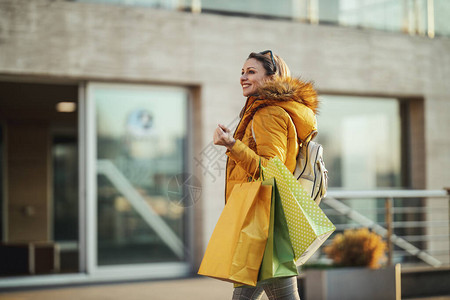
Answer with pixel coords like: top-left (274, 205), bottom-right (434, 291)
top-left (300, 130), bottom-right (318, 147)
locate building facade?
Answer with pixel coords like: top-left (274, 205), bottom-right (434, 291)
top-left (0, 0), bottom-right (449, 288)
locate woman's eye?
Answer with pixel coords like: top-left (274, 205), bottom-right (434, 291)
top-left (249, 70), bottom-right (255, 74)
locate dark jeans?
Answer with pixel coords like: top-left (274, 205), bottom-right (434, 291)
top-left (232, 277), bottom-right (300, 300)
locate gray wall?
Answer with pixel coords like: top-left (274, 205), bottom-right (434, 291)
top-left (1, 0), bottom-right (450, 267)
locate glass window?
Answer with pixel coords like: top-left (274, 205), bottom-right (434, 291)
top-left (315, 95), bottom-right (402, 190)
top-left (319, 0), bottom-right (404, 32)
top-left (53, 136), bottom-right (80, 273)
top-left (93, 84), bottom-right (189, 266)
top-left (201, 0), bottom-right (294, 18)
top-left (75, 0), bottom-right (180, 9)
top-left (315, 95), bottom-right (404, 246)
top-left (434, 0), bottom-right (450, 36)
top-left (72, 0), bottom-right (449, 37)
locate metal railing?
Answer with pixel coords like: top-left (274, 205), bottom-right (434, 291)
top-left (317, 189), bottom-right (450, 268)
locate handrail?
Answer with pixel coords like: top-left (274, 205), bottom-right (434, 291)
top-left (322, 191), bottom-right (449, 268)
top-left (326, 189), bottom-right (448, 199)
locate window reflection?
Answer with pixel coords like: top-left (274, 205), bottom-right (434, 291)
top-left (201, 0), bottom-right (294, 18)
top-left (316, 95), bottom-right (402, 190)
top-left (435, 0), bottom-right (450, 36)
top-left (76, 0), bottom-right (176, 9)
top-left (53, 136), bottom-right (79, 272)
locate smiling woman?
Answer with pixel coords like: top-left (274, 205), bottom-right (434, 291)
top-left (206, 51), bottom-right (318, 300)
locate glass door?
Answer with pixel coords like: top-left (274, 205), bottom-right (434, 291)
top-left (0, 81), bottom-right (79, 278)
top-left (86, 82), bottom-right (191, 276)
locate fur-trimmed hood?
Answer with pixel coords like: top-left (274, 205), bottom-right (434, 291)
top-left (256, 77), bottom-right (319, 114)
top-left (245, 77), bottom-right (319, 142)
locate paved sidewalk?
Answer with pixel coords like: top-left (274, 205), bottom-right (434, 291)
top-left (0, 277), bottom-right (260, 300)
top-left (1, 277), bottom-right (449, 300)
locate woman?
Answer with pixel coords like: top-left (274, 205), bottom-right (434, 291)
top-left (213, 50), bottom-right (319, 300)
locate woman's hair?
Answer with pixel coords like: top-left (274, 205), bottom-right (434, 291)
top-left (247, 51), bottom-right (291, 78)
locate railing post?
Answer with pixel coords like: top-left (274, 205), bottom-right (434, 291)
top-left (385, 197), bottom-right (394, 265)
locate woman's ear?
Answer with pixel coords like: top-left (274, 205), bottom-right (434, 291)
top-left (265, 74), bottom-right (276, 82)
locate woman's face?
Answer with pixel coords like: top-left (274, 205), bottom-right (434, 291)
top-left (240, 58), bottom-right (270, 97)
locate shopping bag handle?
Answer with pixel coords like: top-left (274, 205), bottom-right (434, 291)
top-left (239, 158), bottom-right (267, 182)
top-left (240, 158), bottom-right (263, 182)
top-left (259, 158), bottom-right (265, 181)
top-left (250, 158), bottom-right (265, 181)
top-left (250, 160), bottom-right (259, 182)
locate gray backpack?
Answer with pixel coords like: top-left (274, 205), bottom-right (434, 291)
top-left (252, 122), bottom-right (328, 205)
top-left (292, 131), bottom-right (328, 205)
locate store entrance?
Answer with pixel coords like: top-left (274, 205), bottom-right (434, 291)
top-left (0, 81), bottom-right (79, 276)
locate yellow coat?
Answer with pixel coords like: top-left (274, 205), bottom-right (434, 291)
top-left (225, 77), bottom-right (319, 202)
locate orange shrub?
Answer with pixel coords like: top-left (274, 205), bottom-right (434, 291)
top-left (324, 228), bottom-right (387, 269)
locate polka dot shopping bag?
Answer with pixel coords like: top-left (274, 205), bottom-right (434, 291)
top-left (264, 157), bottom-right (336, 265)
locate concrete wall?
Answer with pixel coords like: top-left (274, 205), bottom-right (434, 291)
top-left (1, 0), bottom-right (449, 268)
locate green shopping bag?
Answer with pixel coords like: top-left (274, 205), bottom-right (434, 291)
top-left (264, 157), bottom-right (336, 266)
top-left (258, 177), bottom-right (298, 282)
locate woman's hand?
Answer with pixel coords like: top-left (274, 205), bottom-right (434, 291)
top-left (213, 124), bottom-right (236, 151)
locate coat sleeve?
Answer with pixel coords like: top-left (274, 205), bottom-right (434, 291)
top-left (226, 106), bottom-right (288, 177)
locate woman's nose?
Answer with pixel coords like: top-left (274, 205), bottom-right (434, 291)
top-left (240, 74), bottom-right (247, 81)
